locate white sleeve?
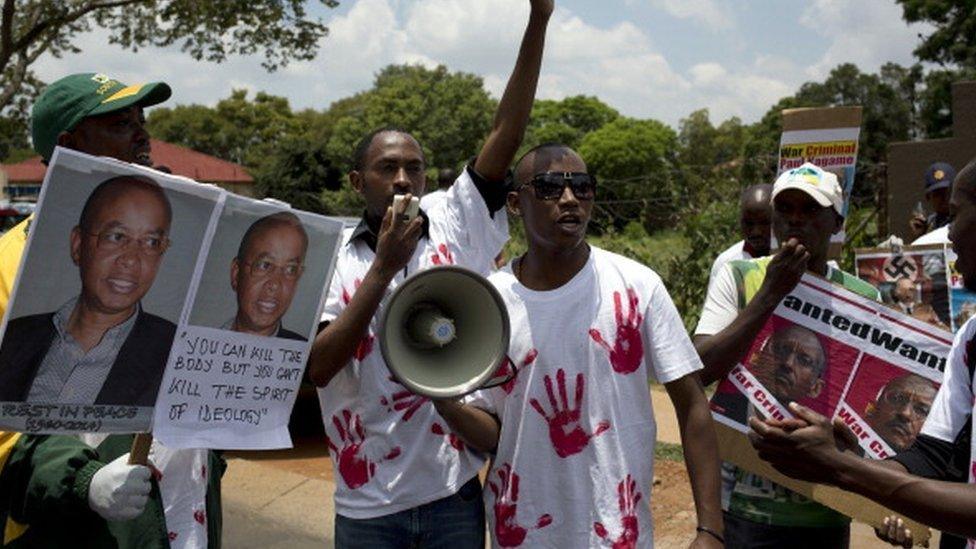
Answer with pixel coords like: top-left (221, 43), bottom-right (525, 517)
top-left (644, 281), bottom-right (703, 384)
top-left (920, 319), bottom-right (976, 443)
top-left (320, 258), bottom-right (345, 324)
top-left (428, 167), bottom-right (509, 275)
top-left (694, 263), bottom-right (740, 336)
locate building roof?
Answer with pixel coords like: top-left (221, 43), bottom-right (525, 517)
top-left (1, 139), bottom-right (253, 184)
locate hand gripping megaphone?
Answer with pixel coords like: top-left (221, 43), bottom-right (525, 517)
top-left (379, 266), bottom-right (511, 398)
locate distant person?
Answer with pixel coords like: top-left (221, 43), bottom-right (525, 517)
top-left (891, 276), bottom-right (917, 315)
top-left (0, 176), bottom-right (174, 406)
top-left (418, 167), bottom-right (459, 213)
top-left (707, 184), bottom-right (772, 288)
top-left (864, 373), bottom-right (936, 453)
top-left (909, 162), bottom-right (956, 241)
top-left (225, 212), bottom-right (308, 340)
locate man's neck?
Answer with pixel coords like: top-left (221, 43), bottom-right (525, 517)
top-left (517, 242), bottom-right (591, 291)
top-left (232, 315), bottom-right (278, 337)
top-left (67, 301), bottom-right (137, 353)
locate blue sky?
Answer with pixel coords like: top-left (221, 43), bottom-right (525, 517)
top-left (33, 0), bottom-right (929, 128)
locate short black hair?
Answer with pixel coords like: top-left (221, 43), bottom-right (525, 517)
top-left (78, 175), bottom-right (172, 231)
top-left (237, 211), bottom-right (309, 261)
top-left (351, 126), bottom-right (426, 172)
top-left (512, 143), bottom-right (579, 185)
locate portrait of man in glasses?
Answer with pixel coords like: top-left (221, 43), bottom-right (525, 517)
top-left (223, 212), bottom-right (308, 341)
top-left (0, 175), bottom-right (176, 407)
top-left (864, 373), bottom-right (936, 453)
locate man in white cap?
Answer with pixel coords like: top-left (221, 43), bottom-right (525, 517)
top-left (693, 162), bottom-right (879, 548)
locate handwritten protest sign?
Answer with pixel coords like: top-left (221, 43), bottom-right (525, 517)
top-left (711, 274), bottom-right (950, 537)
top-left (778, 107), bottom-right (862, 256)
top-left (855, 244), bottom-right (952, 331)
top-left (0, 148), bottom-right (342, 447)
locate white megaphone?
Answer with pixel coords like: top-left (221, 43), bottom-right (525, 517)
top-left (379, 266), bottom-right (511, 398)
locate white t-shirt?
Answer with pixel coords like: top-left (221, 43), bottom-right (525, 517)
top-left (470, 247), bottom-right (702, 548)
top-left (918, 316), bottom-right (975, 446)
top-left (707, 240), bottom-right (753, 289)
top-left (318, 168), bottom-right (508, 519)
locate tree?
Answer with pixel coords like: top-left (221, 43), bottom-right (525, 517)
top-left (524, 95), bottom-right (620, 151)
top-left (577, 117), bottom-right (679, 232)
top-left (897, 0), bottom-right (976, 69)
top-left (255, 137), bottom-right (344, 214)
top-left (324, 64), bottom-right (495, 173)
top-left (0, 0), bottom-right (337, 114)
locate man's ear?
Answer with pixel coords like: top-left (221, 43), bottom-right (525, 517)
top-left (70, 226), bottom-right (82, 266)
top-left (808, 378), bottom-right (825, 399)
top-left (864, 402), bottom-right (876, 419)
top-left (56, 131), bottom-right (74, 150)
top-left (506, 191), bottom-right (522, 217)
top-left (230, 258), bottom-right (240, 293)
top-left (349, 171), bottom-right (364, 194)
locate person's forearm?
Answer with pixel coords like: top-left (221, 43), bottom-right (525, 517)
top-left (308, 265), bottom-right (394, 387)
top-left (474, 8), bottom-right (550, 181)
top-left (696, 289), bottom-right (781, 385)
top-left (667, 376), bottom-right (723, 533)
top-left (833, 452), bottom-right (976, 538)
top-left (432, 400), bottom-right (500, 453)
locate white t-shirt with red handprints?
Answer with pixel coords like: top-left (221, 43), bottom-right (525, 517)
top-left (318, 168), bottom-right (508, 519)
top-left (471, 247), bottom-right (702, 548)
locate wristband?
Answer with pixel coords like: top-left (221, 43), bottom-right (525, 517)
top-left (696, 525), bottom-right (724, 544)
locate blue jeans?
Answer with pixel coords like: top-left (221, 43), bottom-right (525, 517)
top-left (335, 476), bottom-right (485, 548)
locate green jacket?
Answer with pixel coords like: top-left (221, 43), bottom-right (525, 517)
top-left (0, 434), bottom-right (224, 548)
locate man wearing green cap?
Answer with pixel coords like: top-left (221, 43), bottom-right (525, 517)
top-left (0, 73), bottom-right (223, 548)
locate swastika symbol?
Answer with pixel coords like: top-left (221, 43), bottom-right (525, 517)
top-left (882, 256), bottom-right (918, 282)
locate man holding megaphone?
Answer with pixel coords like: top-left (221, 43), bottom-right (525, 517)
top-left (433, 144), bottom-right (725, 548)
top-left (307, 1), bottom-right (553, 546)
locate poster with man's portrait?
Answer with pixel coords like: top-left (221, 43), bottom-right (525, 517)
top-left (152, 194), bottom-right (343, 449)
top-left (0, 149), bottom-right (222, 433)
top-left (711, 274), bottom-right (950, 461)
top-left (855, 244), bottom-right (951, 331)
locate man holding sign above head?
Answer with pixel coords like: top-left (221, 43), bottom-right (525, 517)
top-left (0, 73), bottom-right (222, 548)
top-left (307, 1), bottom-right (550, 546)
top-left (694, 162), bottom-right (880, 548)
top-left (226, 211), bottom-right (309, 340)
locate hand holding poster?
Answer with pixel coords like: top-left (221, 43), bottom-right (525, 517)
top-left (711, 273), bottom-right (950, 535)
top-left (0, 149), bottom-right (343, 451)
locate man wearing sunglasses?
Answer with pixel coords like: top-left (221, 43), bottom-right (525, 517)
top-left (307, 1), bottom-right (551, 546)
top-left (226, 212), bottom-right (309, 340)
top-left (0, 175), bottom-right (175, 407)
top-left (694, 162), bottom-right (880, 548)
top-left (864, 373), bottom-right (936, 454)
top-left (432, 143), bottom-right (724, 547)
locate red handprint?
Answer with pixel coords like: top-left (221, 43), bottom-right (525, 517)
top-left (380, 375), bottom-right (429, 422)
top-left (326, 410), bottom-right (402, 489)
top-left (431, 422), bottom-right (465, 452)
top-left (588, 288), bottom-right (644, 374)
top-left (342, 279), bottom-right (375, 361)
top-left (529, 369), bottom-right (610, 458)
top-left (593, 474), bottom-right (642, 549)
top-left (488, 463), bottom-right (552, 547)
top-left (431, 243), bottom-right (455, 265)
top-left (494, 349), bottom-right (538, 394)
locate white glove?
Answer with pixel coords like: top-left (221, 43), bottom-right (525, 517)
top-left (87, 453), bottom-right (152, 521)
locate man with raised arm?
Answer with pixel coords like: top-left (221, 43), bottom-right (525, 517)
top-left (430, 143), bottom-right (724, 547)
top-left (307, 2), bottom-right (551, 545)
top-left (693, 163), bottom-right (880, 548)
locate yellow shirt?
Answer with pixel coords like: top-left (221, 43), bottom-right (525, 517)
top-left (0, 216), bottom-right (29, 317)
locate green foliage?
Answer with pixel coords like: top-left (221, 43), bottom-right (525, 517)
top-left (578, 117), bottom-right (679, 232)
top-left (254, 137), bottom-right (343, 214)
top-left (0, 0), bottom-right (337, 113)
top-left (654, 441), bottom-right (685, 463)
top-left (524, 96), bottom-right (620, 151)
top-left (897, 0), bottom-right (976, 69)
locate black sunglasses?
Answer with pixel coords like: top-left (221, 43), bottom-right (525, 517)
top-left (522, 172), bottom-right (597, 201)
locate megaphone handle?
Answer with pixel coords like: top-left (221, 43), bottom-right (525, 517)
top-left (482, 362), bottom-right (518, 390)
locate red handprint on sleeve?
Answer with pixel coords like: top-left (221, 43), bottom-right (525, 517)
top-left (431, 243), bottom-right (455, 265)
top-left (588, 288), bottom-right (644, 375)
top-left (380, 376), bottom-right (430, 422)
top-left (529, 369), bottom-right (610, 458)
top-left (341, 279), bottom-right (375, 361)
top-left (593, 474), bottom-right (642, 549)
top-left (326, 410), bottom-right (401, 489)
top-left (488, 463), bottom-right (552, 547)
top-left (494, 349), bottom-right (538, 394)
top-left (431, 422), bottom-right (466, 452)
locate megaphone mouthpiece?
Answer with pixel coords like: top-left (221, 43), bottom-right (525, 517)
top-left (406, 304), bottom-right (456, 348)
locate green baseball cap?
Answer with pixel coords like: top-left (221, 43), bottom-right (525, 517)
top-left (31, 72), bottom-right (172, 161)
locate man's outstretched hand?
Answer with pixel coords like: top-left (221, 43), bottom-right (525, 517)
top-left (748, 402), bottom-right (855, 485)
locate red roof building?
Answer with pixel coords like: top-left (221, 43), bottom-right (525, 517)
top-left (0, 139), bottom-right (254, 200)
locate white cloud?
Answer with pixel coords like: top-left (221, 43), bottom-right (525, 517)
top-left (648, 0), bottom-right (735, 30)
top-left (800, 0), bottom-right (930, 78)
